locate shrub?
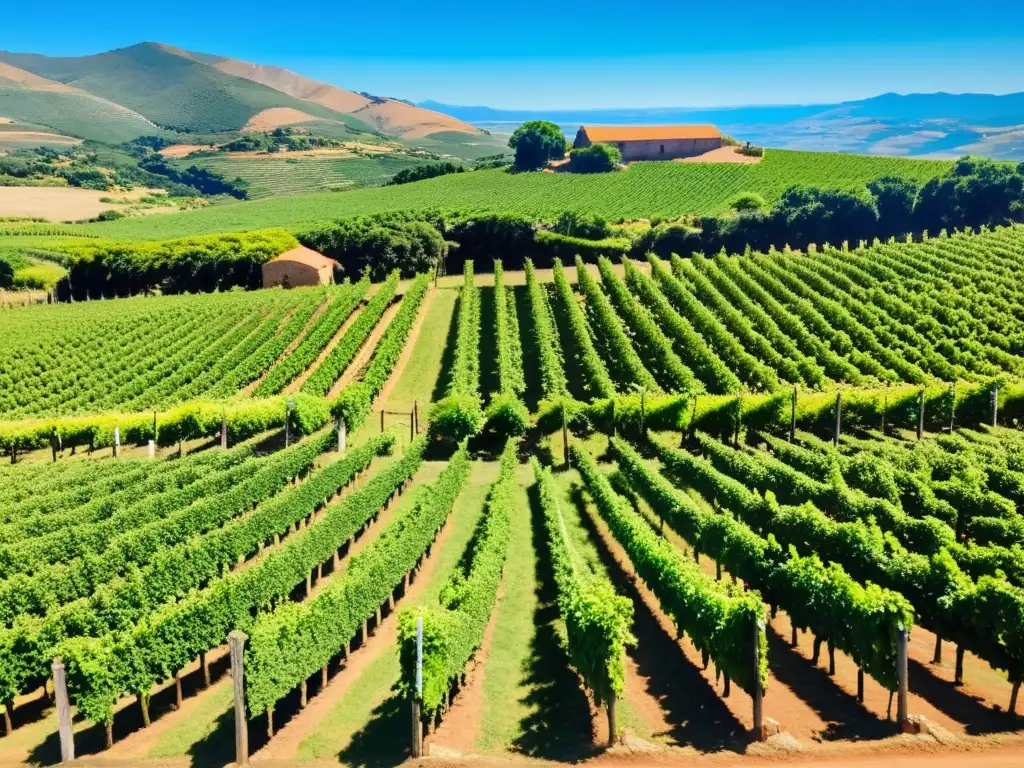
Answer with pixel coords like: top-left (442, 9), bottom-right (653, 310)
top-left (429, 394), bottom-right (484, 445)
top-left (550, 211), bottom-right (613, 240)
top-left (482, 394), bottom-right (529, 440)
top-left (387, 162), bottom-right (465, 186)
top-left (568, 143), bottom-right (621, 173)
top-left (728, 192), bottom-right (767, 214)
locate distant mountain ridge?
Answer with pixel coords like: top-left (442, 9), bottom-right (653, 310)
top-left (421, 92), bottom-right (1024, 160)
top-left (0, 42), bottom-right (481, 144)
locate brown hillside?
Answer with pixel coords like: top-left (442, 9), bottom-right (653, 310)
top-left (212, 58), bottom-right (373, 114)
top-left (352, 99), bottom-right (480, 139)
top-left (209, 55), bottom-right (480, 138)
top-left (0, 62), bottom-right (81, 92)
top-left (242, 107), bottom-right (325, 132)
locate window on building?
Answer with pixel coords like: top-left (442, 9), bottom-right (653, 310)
top-left (660, 144), bottom-right (665, 154)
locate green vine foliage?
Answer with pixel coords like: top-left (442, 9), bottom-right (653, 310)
top-left (49, 432), bottom-right (413, 724)
top-left (596, 256), bottom-right (699, 394)
top-left (549, 258), bottom-right (615, 401)
top-left (622, 258), bottom-right (740, 395)
top-left (571, 444), bottom-right (766, 696)
top-left (333, 274), bottom-right (431, 431)
top-left (254, 277), bottom-right (368, 396)
top-left (398, 440), bottom-right (517, 716)
top-left (245, 442), bottom-right (471, 716)
top-left (573, 255), bottom-right (660, 394)
top-left (648, 255), bottom-right (781, 393)
top-left (612, 436), bottom-right (914, 691)
top-left (523, 258), bottom-right (568, 402)
top-left (430, 264), bottom-right (483, 442)
top-left (531, 458), bottom-right (633, 707)
top-left (301, 270), bottom-right (400, 397)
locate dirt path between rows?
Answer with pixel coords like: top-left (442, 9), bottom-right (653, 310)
top-left (375, 288), bottom-right (436, 413)
top-left (284, 301), bottom-right (367, 394)
top-left (252, 468), bottom-right (459, 761)
top-left (427, 579), bottom-right (506, 752)
top-left (242, 297), bottom-right (332, 395)
top-left (328, 299), bottom-right (403, 400)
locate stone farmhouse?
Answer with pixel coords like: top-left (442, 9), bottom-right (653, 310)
top-left (573, 125), bottom-right (722, 161)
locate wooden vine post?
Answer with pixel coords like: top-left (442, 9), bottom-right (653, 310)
top-left (411, 615), bottom-right (424, 758)
top-left (992, 382), bottom-right (1000, 427)
top-left (337, 417), bottom-right (347, 454)
top-left (410, 407), bottom-right (415, 443)
top-left (414, 399), bottom-right (420, 435)
top-left (229, 630), bottom-right (249, 766)
top-left (112, 425), bottom-right (120, 458)
top-left (753, 617), bottom-right (765, 740)
top-left (380, 409), bottom-right (385, 434)
top-left (52, 657), bottom-right (74, 762)
top-left (285, 399), bottom-right (294, 448)
top-left (832, 391), bottom-right (843, 447)
top-left (607, 696), bottom-right (617, 747)
top-left (897, 625), bottom-right (909, 726)
top-left (221, 408), bottom-right (228, 450)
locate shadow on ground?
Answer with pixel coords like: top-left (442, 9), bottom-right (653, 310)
top-left (511, 483), bottom-right (597, 761)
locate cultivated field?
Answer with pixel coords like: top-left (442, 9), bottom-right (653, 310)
top-left (61, 149), bottom-right (955, 241)
top-left (0, 186), bottom-right (168, 222)
top-left (3, 226), bottom-right (1024, 768)
top-left (183, 153), bottom-right (430, 199)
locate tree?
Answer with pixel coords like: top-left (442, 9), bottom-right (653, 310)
top-left (568, 143), bottom-right (621, 173)
top-left (867, 177), bottom-right (918, 239)
top-left (508, 121), bottom-right (568, 170)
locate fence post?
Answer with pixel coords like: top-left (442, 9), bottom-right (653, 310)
top-left (897, 625), bottom-right (909, 726)
top-left (411, 616), bottom-right (424, 757)
top-left (992, 383), bottom-right (1000, 427)
top-left (414, 400), bottom-right (419, 435)
top-left (229, 630), bottom-right (249, 766)
top-left (753, 617), bottom-right (765, 740)
top-left (52, 657), bottom-right (74, 762)
top-left (221, 410), bottom-right (228, 450)
top-left (410, 408), bottom-right (415, 443)
top-left (381, 409), bottom-right (385, 434)
top-left (113, 425), bottom-right (120, 458)
top-left (148, 440), bottom-right (155, 459)
top-left (917, 389), bottom-right (925, 441)
top-left (790, 385), bottom-right (798, 442)
top-left (338, 418), bottom-right (347, 454)
top-left (832, 392), bottom-right (842, 448)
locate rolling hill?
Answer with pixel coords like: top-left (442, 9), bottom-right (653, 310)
top-left (61, 149), bottom-right (954, 241)
top-left (0, 42), bottom-right (486, 146)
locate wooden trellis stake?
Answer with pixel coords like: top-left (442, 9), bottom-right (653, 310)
top-left (229, 630), bottom-right (249, 766)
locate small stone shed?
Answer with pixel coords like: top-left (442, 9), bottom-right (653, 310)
top-left (262, 246), bottom-right (338, 288)
top-left (574, 125), bottom-right (722, 162)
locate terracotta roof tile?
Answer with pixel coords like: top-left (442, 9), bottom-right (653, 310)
top-left (268, 246), bottom-right (337, 269)
top-left (580, 125), bottom-right (721, 142)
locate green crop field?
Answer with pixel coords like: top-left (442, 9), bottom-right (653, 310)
top-left (76, 149), bottom-right (955, 240)
top-left (4, 227), bottom-right (1024, 767)
top-left (183, 153), bottom-right (430, 199)
top-left (0, 86), bottom-right (160, 143)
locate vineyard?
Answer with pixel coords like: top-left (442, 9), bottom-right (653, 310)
top-left (5, 225), bottom-right (1024, 767)
top-left (42, 149), bottom-right (957, 241)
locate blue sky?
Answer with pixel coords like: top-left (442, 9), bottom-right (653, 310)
top-left (3, 0), bottom-right (1023, 108)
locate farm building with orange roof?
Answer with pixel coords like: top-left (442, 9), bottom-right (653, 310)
top-left (573, 125), bottom-right (722, 161)
top-left (262, 246), bottom-right (338, 288)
